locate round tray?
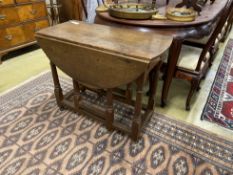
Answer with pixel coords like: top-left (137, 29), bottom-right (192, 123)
top-left (166, 7), bottom-right (197, 22)
top-left (108, 3), bottom-right (157, 20)
top-left (96, 4), bottom-right (109, 13)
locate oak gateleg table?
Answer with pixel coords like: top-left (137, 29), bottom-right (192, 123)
top-left (36, 21), bottom-right (172, 140)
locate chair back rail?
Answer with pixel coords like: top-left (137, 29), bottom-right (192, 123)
top-left (195, 0), bottom-right (233, 71)
top-left (225, 2), bottom-right (233, 34)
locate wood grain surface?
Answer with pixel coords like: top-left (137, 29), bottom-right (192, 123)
top-left (36, 21), bottom-right (173, 62)
top-left (97, 0), bottom-right (228, 27)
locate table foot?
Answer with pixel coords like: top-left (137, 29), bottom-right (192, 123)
top-left (59, 106), bottom-right (65, 111)
top-left (132, 119), bottom-right (140, 141)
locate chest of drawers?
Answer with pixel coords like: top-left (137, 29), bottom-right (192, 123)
top-left (0, 0), bottom-right (49, 63)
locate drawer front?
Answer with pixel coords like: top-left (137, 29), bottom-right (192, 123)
top-left (0, 0), bottom-right (15, 6)
top-left (23, 19), bottom-right (49, 40)
top-left (0, 26), bottom-right (26, 49)
top-left (0, 7), bottom-right (20, 26)
top-left (15, 0), bottom-right (41, 4)
top-left (22, 22), bottom-right (35, 41)
top-left (0, 19), bottom-right (48, 50)
top-left (17, 2), bottom-right (47, 22)
top-left (35, 19), bottom-right (49, 32)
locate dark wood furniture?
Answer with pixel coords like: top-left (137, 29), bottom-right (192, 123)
top-left (95, 0), bottom-right (229, 109)
top-left (0, 0), bottom-right (49, 64)
top-left (173, 0), bottom-right (233, 110)
top-left (36, 21), bottom-right (172, 140)
top-left (221, 3), bottom-right (233, 42)
top-left (184, 0), bottom-right (233, 62)
top-left (57, 0), bottom-right (87, 22)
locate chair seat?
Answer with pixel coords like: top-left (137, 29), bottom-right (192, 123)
top-left (186, 20), bottom-right (228, 45)
top-left (178, 45), bottom-right (210, 70)
top-left (163, 45), bottom-right (210, 71)
top-left (186, 36), bottom-right (220, 48)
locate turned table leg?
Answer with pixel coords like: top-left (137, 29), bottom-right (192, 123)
top-left (148, 61), bottom-right (162, 110)
top-left (50, 62), bottom-right (64, 109)
top-left (106, 89), bottom-right (114, 131)
top-left (161, 39), bottom-right (182, 107)
top-left (73, 79), bottom-right (81, 112)
top-left (125, 83), bottom-right (132, 104)
top-left (132, 74), bottom-right (144, 140)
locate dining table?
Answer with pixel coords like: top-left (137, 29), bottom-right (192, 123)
top-left (94, 0), bottom-right (229, 107)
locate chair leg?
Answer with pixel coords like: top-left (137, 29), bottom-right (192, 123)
top-left (196, 78), bottom-right (203, 92)
top-left (186, 79), bottom-right (199, 111)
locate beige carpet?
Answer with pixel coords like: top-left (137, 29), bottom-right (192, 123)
top-left (0, 72), bottom-right (232, 175)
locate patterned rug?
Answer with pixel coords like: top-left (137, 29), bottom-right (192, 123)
top-left (0, 72), bottom-right (233, 175)
top-left (202, 39), bottom-right (233, 130)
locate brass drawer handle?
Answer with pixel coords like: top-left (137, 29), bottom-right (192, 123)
top-left (30, 9), bottom-right (37, 15)
top-left (0, 15), bottom-right (6, 20)
top-left (5, 35), bottom-right (13, 41)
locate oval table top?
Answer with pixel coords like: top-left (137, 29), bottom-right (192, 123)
top-left (97, 0), bottom-right (228, 28)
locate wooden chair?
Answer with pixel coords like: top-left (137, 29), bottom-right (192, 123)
top-left (184, 34), bottom-right (221, 66)
top-left (165, 0), bottom-right (233, 110)
top-left (219, 3), bottom-right (233, 42)
top-left (184, 0), bottom-right (233, 64)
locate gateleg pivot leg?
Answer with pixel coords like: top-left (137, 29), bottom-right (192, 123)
top-left (50, 62), bottom-right (64, 110)
top-left (132, 75), bottom-right (144, 141)
top-left (73, 79), bottom-right (81, 112)
top-left (106, 89), bottom-right (114, 131)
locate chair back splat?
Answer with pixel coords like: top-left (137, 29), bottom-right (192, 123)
top-left (196, 0), bottom-right (233, 71)
top-left (173, 0), bottom-right (233, 110)
top-left (221, 0), bottom-right (233, 42)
